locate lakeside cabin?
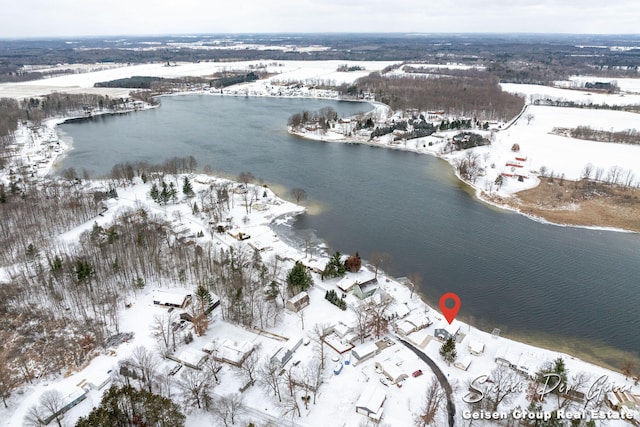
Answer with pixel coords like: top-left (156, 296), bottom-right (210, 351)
top-left (468, 340), bottom-right (485, 356)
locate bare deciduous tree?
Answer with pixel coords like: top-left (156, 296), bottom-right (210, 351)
top-left (290, 188), bottom-right (307, 205)
top-left (212, 393), bottom-right (245, 427)
top-left (415, 376), bottom-right (447, 426)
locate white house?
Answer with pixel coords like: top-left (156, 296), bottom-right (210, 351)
top-left (468, 340), bottom-right (485, 356)
top-left (352, 341), bottom-right (379, 365)
top-left (355, 385), bottom-right (386, 420)
top-left (375, 361), bottom-right (408, 384)
top-left (152, 289), bottom-right (192, 308)
top-left (212, 339), bottom-right (255, 367)
top-left (174, 348), bottom-right (209, 370)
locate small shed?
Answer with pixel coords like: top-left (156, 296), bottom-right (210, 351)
top-left (454, 356), bottom-right (472, 371)
top-left (355, 385), bottom-right (386, 420)
top-left (352, 342), bottom-right (379, 365)
top-left (286, 291), bottom-right (310, 312)
top-left (468, 340), bottom-right (485, 356)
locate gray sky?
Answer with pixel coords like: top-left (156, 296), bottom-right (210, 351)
top-left (2, 0), bottom-right (639, 38)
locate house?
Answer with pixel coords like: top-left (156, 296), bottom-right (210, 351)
top-left (394, 303), bottom-right (411, 319)
top-left (271, 336), bottom-right (304, 367)
top-left (41, 384), bottom-right (88, 424)
top-left (455, 356), bottom-right (472, 371)
top-left (434, 321), bottom-right (460, 342)
top-left (337, 271), bottom-right (377, 294)
top-left (606, 390), bottom-right (639, 410)
top-left (211, 339), bottom-right (255, 367)
top-left (172, 348), bottom-right (209, 370)
top-left (396, 320), bottom-right (417, 336)
top-left (375, 361), bottom-right (408, 384)
top-left (468, 340), bottom-right (485, 356)
top-left (494, 346), bottom-right (521, 369)
top-left (153, 289), bottom-right (192, 308)
top-left (515, 354), bottom-right (545, 378)
top-left (351, 341), bottom-right (380, 365)
top-left (355, 385), bottom-right (386, 420)
top-left (286, 291), bottom-right (310, 312)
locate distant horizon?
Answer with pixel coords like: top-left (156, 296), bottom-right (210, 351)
top-left (3, 0), bottom-right (640, 39)
top-left (2, 31), bottom-right (640, 42)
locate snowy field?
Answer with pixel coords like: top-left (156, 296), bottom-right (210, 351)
top-left (0, 60), bottom-right (399, 100)
top-left (555, 76), bottom-right (640, 94)
top-left (501, 82), bottom-right (640, 106)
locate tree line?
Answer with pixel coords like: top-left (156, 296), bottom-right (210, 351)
top-left (337, 72), bottom-right (525, 121)
top-left (553, 126), bottom-right (640, 145)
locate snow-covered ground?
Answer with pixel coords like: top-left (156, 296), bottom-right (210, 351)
top-left (501, 82), bottom-right (640, 106)
top-left (1, 62), bottom-right (640, 426)
top-left (0, 60), bottom-right (399, 100)
top-left (555, 76), bottom-right (640, 94)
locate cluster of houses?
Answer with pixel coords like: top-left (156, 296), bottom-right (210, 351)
top-left (502, 154), bottom-right (530, 181)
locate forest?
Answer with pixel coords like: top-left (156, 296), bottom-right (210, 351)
top-left (339, 72), bottom-right (525, 121)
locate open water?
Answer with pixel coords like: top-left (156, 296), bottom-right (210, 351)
top-left (59, 94), bottom-right (640, 361)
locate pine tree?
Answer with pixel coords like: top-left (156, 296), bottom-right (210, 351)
top-left (183, 177), bottom-right (194, 197)
top-left (150, 182), bottom-right (159, 202)
top-left (287, 262), bottom-right (313, 295)
top-left (439, 337), bottom-right (457, 366)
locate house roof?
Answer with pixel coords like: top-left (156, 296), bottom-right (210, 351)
top-left (153, 289), bottom-right (192, 306)
top-left (356, 385), bottom-right (386, 414)
top-left (468, 340), bottom-right (485, 354)
top-left (177, 348), bottom-right (208, 368)
top-left (287, 291), bottom-right (309, 305)
top-left (377, 360), bottom-right (407, 383)
top-left (352, 341), bottom-right (379, 360)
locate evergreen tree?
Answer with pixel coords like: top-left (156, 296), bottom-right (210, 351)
top-left (169, 182), bottom-right (177, 203)
top-left (75, 385), bottom-right (185, 427)
top-left (182, 176), bottom-right (194, 197)
top-left (321, 252), bottom-right (346, 280)
top-left (287, 262), bottom-right (313, 295)
top-left (160, 181), bottom-right (169, 205)
top-left (150, 182), bottom-right (159, 202)
top-left (439, 337), bottom-right (457, 366)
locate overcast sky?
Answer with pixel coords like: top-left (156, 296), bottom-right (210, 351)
top-left (2, 0), bottom-right (639, 39)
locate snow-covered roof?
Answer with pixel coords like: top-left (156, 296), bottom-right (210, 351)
top-left (395, 303), bottom-right (411, 318)
top-left (356, 385), bottom-right (386, 416)
top-left (376, 361), bottom-right (407, 384)
top-left (287, 291), bottom-right (309, 305)
top-left (152, 288), bottom-right (192, 307)
top-left (397, 320), bottom-right (415, 336)
top-left (494, 346), bottom-right (521, 366)
top-left (217, 339), bottom-right (254, 365)
top-left (454, 356), bottom-right (472, 371)
top-left (468, 340), bottom-right (485, 355)
top-left (176, 348), bottom-right (208, 368)
top-left (352, 341), bottom-right (379, 361)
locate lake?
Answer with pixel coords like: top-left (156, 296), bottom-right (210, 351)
top-left (59, 94), bottom-right (640, 364)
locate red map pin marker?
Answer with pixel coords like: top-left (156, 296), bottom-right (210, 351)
top-left (439, 292), bottom-right (461, 325)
